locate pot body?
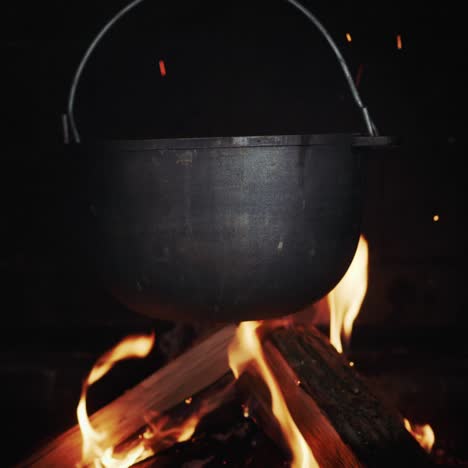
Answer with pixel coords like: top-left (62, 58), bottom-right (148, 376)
top-left (71, 133), bottom-right (365, 322)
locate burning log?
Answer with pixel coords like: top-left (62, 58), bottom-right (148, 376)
top-left (16, 325), bottom-right (236, 468)
top-left (17, 322), bottom-right (433, 467)
top-left (137, 322), bottom-right (433, 467)
top-left (245, 324), bottom-right (434, 467)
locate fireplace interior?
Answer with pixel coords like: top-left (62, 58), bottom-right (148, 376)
top-left (1, 0), bottom-right (467, 466)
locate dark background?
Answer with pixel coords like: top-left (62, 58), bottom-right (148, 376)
top-left (1, 0), bottom-right (467, 466)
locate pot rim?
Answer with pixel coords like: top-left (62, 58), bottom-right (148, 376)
top-left (75, 133), bottom-right (395, 151)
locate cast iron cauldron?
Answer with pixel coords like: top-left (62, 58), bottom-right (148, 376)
top-left (65, 0), bottom-right (393, 322)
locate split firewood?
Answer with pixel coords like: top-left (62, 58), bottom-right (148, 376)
top-left (16, 325), bottom-right (236, 468)
top-left (241, 324), bottom-right (434, 467)
top-left (17, 322), bottom-right (433, 467)
top-left (133, 323), bottom-right (432, 468)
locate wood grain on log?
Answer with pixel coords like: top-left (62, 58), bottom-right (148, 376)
top-left (263, 325), bottom-right (433, 467)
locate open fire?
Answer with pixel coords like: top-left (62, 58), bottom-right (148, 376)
top-left (71, 234), bottom-right (434, 467)
top-left (76, 333), bottom-right (232, 467)
top-left (77, 333), bottom-right (156, 467)
top-left (228, 321), bottom-right (319, 468)
top-left (403, 418), bottom-right (436, 454)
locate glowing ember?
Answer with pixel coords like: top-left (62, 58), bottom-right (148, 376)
top-left (228, 321), bottom-right (319, 468)
top-left (355, 63), bottom-right (364, 88)
top-left (404, 418), bottom-right (435, 453)
top-left (159, 59), bottom-right (167, 76)
top-left (346, 32), bottom-right (352, 42)
top-left (77, 332), bottom-right (155, 467)
top-left (327, 234), bottom-right (369, 353)
top-left (396, 34), bottom-right (403, 50)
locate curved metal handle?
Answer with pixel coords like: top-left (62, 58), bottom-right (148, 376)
top-left (66, 0), bottom-right (378, 143)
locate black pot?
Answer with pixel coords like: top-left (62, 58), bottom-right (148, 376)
top-left (70, 134), bottom-right (391, 322)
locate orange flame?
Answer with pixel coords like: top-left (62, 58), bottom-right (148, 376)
top-left (228, 321), bottom-right (319, 468)
top-left (404, 418), bottom-right (435, 454)
top-left (328, 235), bottom-right (369, 353)
top-left (77, 332), bottom-right (156, 467)
top-left (77, 330), bottom-right (230, 467)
